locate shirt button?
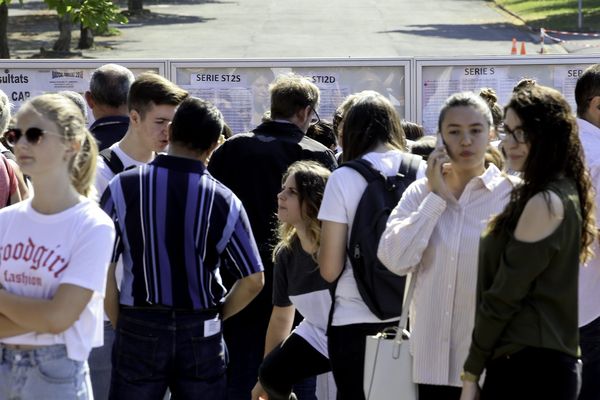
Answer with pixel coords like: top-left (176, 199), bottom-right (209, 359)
top-left (14, 354), bottom-right (21, 361)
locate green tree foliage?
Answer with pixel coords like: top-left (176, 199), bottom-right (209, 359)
top-left (0, 0), bottom-right (127, 57)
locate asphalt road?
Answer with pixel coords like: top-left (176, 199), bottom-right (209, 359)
top-left (53, 0), bottom-right (567, 59)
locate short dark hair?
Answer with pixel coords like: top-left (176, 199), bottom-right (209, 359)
top-left (89, 64), bottom-right (134, 108)
top-left (401, 120), bottom-right (425, 141)
top-left (128, 72), bottom-right (188, 118)
top-left (170, 97), bottom-right (224, 152)
top-left (575, 64), bottom-right (600, 117)
top-left (306, 120), bottom-right (337, 150)
top-left (269, 74), bottom-right (319, 119)
top-left (410, 135), bottom-right (436, 161)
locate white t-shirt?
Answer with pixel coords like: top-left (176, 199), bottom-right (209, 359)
top-left (0, 198), bottom-right (115, 361)
top-left (95, 142), bottom-right (147, 298)
top-left (318, 149), bottom-right (425, 326)
top-left (95, 142), bottom-right (146, 200)
top-left (577, 118), bottom-right (600, 326)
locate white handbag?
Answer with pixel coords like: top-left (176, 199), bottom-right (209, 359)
top-left (364, 274), bottom-right (418, 400)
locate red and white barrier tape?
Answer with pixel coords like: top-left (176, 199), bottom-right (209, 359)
top-left (540, 28), bottom-right (600, 52)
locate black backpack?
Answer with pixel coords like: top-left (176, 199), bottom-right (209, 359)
top-left (344, 153), bottom-right (421, 320)
top-left (99, 148), bottom-right (126, 175)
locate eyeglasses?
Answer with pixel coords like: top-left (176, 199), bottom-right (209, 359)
top-left (3, 127), bottom-right (59, 147)
top-left (498, 124), bottom-right (527, 144)
top-left (310, 106), bottom-right (320, 126)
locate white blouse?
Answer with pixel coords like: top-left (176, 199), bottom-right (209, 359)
top-left (377, 164), bottom-right (515, 386)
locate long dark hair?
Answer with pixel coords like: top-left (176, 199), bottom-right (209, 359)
top-left (489, 85), bottom-right (596, 262)
top-left (341, 91), bottom-right (406, 162)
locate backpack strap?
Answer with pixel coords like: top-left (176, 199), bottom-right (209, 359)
top-left (397, 153), bottom-right (422, 181)
top-left (99, 148), bottom-right (125, 175)
top-left (341, 158), bottom-right (382, 183)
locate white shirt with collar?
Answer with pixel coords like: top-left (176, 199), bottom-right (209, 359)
top-left (378, 164), bottom-right (515, 387)
top-left (577, 117), bottom-right (600, 327)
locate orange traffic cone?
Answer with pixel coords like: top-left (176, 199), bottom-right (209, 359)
top-left (520, 41), bottom-right (527, 55)
top-left (510, 38), bottom-right (517, 55)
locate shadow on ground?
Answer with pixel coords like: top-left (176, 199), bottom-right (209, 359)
top-left (379, 23), bottom-right (532, 42)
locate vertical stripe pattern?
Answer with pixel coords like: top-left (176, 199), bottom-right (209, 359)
top-left (100, 155), bottom-right (263, 310)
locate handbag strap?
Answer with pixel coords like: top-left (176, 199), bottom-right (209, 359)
top-left (398, 274), bottom-right (416, 332)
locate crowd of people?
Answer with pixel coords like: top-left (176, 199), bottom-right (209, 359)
top-left (0, 62), bottom-right (598, 400)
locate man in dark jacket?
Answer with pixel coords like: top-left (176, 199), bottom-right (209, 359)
top-left (209, 73), bottom-right (337, 400)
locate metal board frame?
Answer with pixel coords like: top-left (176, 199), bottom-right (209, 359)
top-left (169, 58), bottom-right (412, 135)
top-left (415, 55), bottom-right (600, 135)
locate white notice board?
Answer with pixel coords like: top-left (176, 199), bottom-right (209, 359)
top-left (416, 55), bottom-right (600, 135)
top-left (169, 59), bottom-right (411, 135)
top-left (0, 60), bottom-right (167, 113)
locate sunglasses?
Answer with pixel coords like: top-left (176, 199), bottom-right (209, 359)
top-left (4, 128), bottom-right (58, 147)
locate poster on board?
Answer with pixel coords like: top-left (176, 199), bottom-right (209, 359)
top-left (0, 61), bottom-right (165, 117)
top-left (418, 58), bottom-right (597, 135)
top-left (171, 61), bottom-right (409, 135)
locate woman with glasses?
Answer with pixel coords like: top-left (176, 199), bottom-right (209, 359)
top-left (460, 85), bottom-right (595, 400)
top-left (0, 93), bottom-right (115, 399)
top-left (377, 92), bottom-right (515, 400)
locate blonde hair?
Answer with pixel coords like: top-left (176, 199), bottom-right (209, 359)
top-left (0, 89), bottom-right (11, 132)
top-left (20, 94), bottom-right (98, 198)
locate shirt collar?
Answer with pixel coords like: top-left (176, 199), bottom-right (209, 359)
top-left (89, 115), bottom-right (129, 130)
top-left (150, 154), bottom-right (207, 173)
top-left (577, 117), bottom-right (600, 137)
top-left (476, 163), bottom-right (504, 192)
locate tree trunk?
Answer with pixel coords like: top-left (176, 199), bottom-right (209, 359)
top-left (53, 14), bottom-right (72, 52)
top-left (0, 2), bottom-right (9, 59)
top-left (128, 0), bottom-right (143, 14)
top-left (78, 23), bottom-right (93, 49)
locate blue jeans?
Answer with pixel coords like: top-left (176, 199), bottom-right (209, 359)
top-left (109, 307), bottom-right (226, 400)
top-left (0, 344), bottom-right (91, 400)
top-left (89, 321), bottom-right (115, 400)
top-left (579, 315), bottom-right (600, 400)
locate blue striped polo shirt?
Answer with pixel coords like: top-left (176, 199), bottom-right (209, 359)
top-left (100, 154), bottom-right (263, 310)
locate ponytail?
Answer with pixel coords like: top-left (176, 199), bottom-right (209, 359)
top-left (70, 129), bottom-right (98, 198)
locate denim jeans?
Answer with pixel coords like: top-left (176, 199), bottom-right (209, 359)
top-left (579, 315), bottom-right (600, 400)
top-left (0, 344), bottom-right (91, 400)
top-left (109, 307), bottom-right (226, 400)
top-left (88, 321), bottom-right (115, 400)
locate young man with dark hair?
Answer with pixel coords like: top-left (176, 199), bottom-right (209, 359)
top-left (208, 73), bottom-right (337, 399)
top-left (101, 97), bottom-right (264, 399)
top-left (90, 72), bottom-right (188, 400)
top-left (85, 63), bottom-right (135, 150)
top-left (95, 72), bottom-right (189, 196)
top-left (575, 64), bottom-right (600, 400)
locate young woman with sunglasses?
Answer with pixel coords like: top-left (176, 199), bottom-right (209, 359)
top-left (461, 85), bottom-right (595, 400)
top-left (0, 94), bottom-right (115, 399)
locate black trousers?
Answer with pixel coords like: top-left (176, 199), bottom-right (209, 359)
top-left (579, 315), bottom-right (600, 400)
top-left (418, 384), bottom-right (461, 400)
top-left (328, 322), bottom-right (397, 400)
top-left (259, 333), bottom-right (330, 400)
top-left (482, 347), bottom-right (581, 400)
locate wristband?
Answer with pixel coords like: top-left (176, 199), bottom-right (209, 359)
top-left (460, 371), bottom-right (479, 383)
